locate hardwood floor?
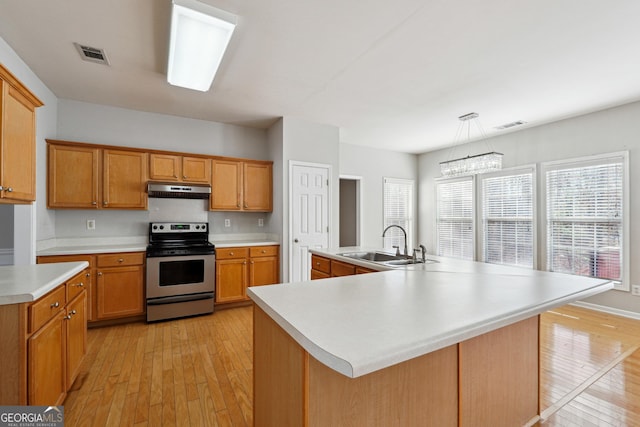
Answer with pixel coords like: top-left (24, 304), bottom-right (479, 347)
top-left (64, 304), bottom-right (640, 426)
top-left (64, 307), bottom-right (253, 427)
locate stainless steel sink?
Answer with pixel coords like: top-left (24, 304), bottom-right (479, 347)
top-left (337, 251), bottom-right (439, 267)
top-left (338, 251), bottom-right (407, 262)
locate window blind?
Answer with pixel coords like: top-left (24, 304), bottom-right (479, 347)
top-left (436, 177), bottom-right (473, 260)
top-left (546, 160), bottom-right (623, 281)
top-left (383, 178), bottom-right (413, 251)
top-left (482, 172), bottom-right (534, 268)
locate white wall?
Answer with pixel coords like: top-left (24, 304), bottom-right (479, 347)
top-left (417, 100), bottom-right (640, 314)
top-left (340, 143), bottom-right (418, 248)
top-left (275, 117), bottom-right (340, 282)
top-left (0, 35), bottom-right (58, 264)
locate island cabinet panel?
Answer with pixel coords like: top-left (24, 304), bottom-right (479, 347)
top-left (311, 255), bottom-right (330, 276)
top-left (253, 305), bottom-right (459, 427)
top-left (330, 259), bottom-right (356, 277)
top-left (0, 64), bottom-right (43, 204)
top-left (458, 315), bottom-right (539, 427)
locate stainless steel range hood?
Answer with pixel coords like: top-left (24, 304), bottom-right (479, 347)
top-left (147, 182), bottom-right (211, 199)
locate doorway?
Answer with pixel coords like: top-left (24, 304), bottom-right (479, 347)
top-left (289, 161), bottom-right (331, 282)
top-left (339, 176), bottom-right (361, 247)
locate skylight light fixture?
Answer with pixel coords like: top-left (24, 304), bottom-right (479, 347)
top-left (167, 0), bottom-right (237, 91)
top-left (440, 113), bottom-right (503, 177)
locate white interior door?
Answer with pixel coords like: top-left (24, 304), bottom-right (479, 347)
top-left (290, 162), bottom-right (330, 282)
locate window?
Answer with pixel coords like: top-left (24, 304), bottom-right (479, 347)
top-left (383, 178), bottom-right (414, 252)
top-left (436, 177), bottom-right (474, 260)
top-left (481, 169), bottom-right (535, 268)
top-left (544, 153), bottom-right (628, 289)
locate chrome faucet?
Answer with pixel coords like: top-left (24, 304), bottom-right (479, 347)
top-left (419, 244), bottom-right (426, 263)
top-left (382, 225), bottom-right (408, 256)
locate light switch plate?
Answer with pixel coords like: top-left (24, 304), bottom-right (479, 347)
top-left (632, 284), bottom-right (640, 296)
top-left (258, 218), bottom-right (264, 227)
top-left (224, 219), bottom-right (231, 228)
top-left (87, 219), bottom-right (95, 230)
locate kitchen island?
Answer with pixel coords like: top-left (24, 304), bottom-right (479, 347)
top-left (247, 249), bottom-right (613, 427)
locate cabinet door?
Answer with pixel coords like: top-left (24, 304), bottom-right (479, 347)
top-left (102, 149), bottom-right (148, 209)
top-left (216, 258), bottom-right (248, 302)
top-left (182, 156), bottom-right (211, 183)
top-left (211, 160), bottom-right (242, 210)
top-left (243, 162), bottom-right (272, 211)
top-left (149, 153), bottom-right (181, 181)
top-left (249, 256), bottom-right (279, 287)
top-left (96, 266), bottom-right (144, 319)
top-left (65, 291), bottom-right (87, 389)
top-left (0, 82), bottom-right (37, 202)
top-left (47, 144), bottom-right (100, 208)
top-left (28, 311), bottom-right (65, 405)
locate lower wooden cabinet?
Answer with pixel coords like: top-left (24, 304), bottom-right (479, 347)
top-left (0, 269), bottom-right (89, 405)
top-left (310, 254), bottom-right (378, 279)
top-left (28, 310), bottom-right (66, 405)
top-left (37, 251), bottom-right (145, 322)
top-left (96, 253), bottom-right (145, 319)
top-left (216, 245), bottom-right (280, 304)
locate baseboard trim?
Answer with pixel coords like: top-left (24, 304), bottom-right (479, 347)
top-left (0, 248), bottom-right (14, 266)
top-left (570, 301), bottom-right (640, 321)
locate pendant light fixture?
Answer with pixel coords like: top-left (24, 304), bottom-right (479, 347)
top-left (167, 0), bottom-right (237, 92)
top-left (440, 112), bottom-right (503, 177)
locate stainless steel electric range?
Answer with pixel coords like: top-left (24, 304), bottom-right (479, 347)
top-left (146, 222), bottom-right (215, 322)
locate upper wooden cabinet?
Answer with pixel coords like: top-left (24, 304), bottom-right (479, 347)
top-left (211, 159), bottom-right (272, 212)
top-left (47, 141), bottom-right (148, 209)
top-left (0, 63), bottom-right (43, 203)
top-left (149, 153), bottom-right (211, 183)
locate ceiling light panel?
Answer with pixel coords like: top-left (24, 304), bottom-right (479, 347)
top-left (167, 0), bottom-right (237, 92)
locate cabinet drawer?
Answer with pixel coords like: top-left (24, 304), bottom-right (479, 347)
top-left (97, 252), bottom-right (144, 267)
top-left (311, 255), bottom-right (331, 275)
top-left (250, 246), bottom-right (279, 258)
top-left (311, 269), bottom-right (330, 280)
top-left (29, 285), bottom-right (66, 333)
top-left (66, 270), bottom-right (88, 301)
top-left (216, 247), bottom-right (249, 260)
top-left (331, 260), bottom-right (356, 277)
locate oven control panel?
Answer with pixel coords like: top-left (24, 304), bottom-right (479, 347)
top-left (150, 222), bottom-right (208, 233)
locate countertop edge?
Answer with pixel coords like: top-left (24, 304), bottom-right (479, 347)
top-left (0, 261), bottom-right (89, 305)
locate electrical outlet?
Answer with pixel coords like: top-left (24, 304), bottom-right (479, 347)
top-left (258, 218), bottom-right (264, 227)
top-left (87, 219), bottom-right (95, 230)
top-left (632, 284), bottom-right (640, 296)
top-left (224, 219), bottom-right (231, 228)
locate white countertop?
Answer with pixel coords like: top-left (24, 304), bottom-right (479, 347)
top-left (248, 248), bottom-right (613, 378)
top-left (36, 235), bottom-right (279, 256)
top-left (0, 262), bottom-right (89, 305)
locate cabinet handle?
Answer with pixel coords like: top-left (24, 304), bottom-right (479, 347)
top-left (261, 250), bottom-right (266, 254)
top-left (229, 252), bottom-right (234, 256)
top-left (71, 310), bottom-right (77, 315)
top-left (251, 261), bottom-right (254, 264)
top-left (0, 186), bottom-right (3, 191)
top-left (98, 272), bottom-right (103, 276)
top-left (64, 315), bottom-right (72, 320)
top-left (50, 301), bottom-right (60, 308)
top-left (103, 201), bottom-right (108, 205)
top-left (316, 262), bottom-right (320, 266)
top-left (86, 273), bottom-right (91, 278)
top-left (6, 187), bottom-right (13, 193)
top-left (77, 282), bottom-right (84, 288)
top-left (183, 175), bottom-right (187, 179)
top-left (118, 258), bottom-right (124, 263)
top-left (236, 203), bottom-right (240, 208)
top-left (244, 203), bottom-right (248, 208)
top-left (92, 201), bottom-right (97, 205)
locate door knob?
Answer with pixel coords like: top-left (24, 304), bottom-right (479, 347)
top-left (294, 238), bottom-right (299, 243)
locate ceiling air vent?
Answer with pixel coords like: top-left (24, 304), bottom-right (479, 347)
top-left (495, 120), bottom-right (527, 130)
top-left (74, 43), bottom-right (110, 65)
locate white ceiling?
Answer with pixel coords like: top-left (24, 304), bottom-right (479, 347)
top-left (1, 0), bottom-right (640, 154)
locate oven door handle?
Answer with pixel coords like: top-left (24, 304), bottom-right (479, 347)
top-left (147, 292), bottom-right (214, 305)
